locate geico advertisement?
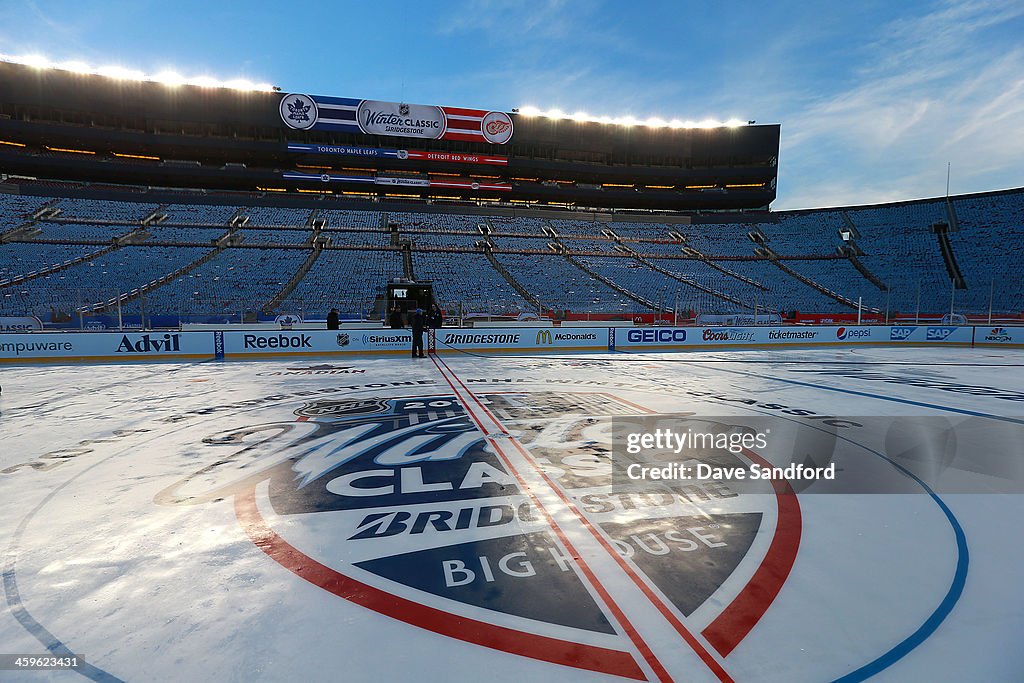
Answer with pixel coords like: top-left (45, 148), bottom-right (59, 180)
top-left (0, 332), bottom-right (214, 360)
top-left (618, 327), bottom-right (694, 347)
top-left (620, 325), bottom-right (887, 348)
top-left (440, 327), bottom-right (606, 350)
top-left (223, 330), bottom-right (415, 355)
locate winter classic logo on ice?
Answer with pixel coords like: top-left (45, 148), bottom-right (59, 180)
top-left (153, 388), bottom-right (804, 679)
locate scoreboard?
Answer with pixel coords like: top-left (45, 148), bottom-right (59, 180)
top-left (387, 282), bottom-right (434, 315)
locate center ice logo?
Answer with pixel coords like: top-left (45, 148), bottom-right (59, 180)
top-left (156, 391), bottom-right (800, 678)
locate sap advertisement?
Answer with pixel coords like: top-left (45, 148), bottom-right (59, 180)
top-left (279, 93), bottom-right (514, 144)
top-left (0, 332), bottom-right (215, 362)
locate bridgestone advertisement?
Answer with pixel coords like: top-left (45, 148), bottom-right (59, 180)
top-left (439, 328), bottom-right (607, 353)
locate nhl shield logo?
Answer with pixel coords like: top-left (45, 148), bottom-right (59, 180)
top-left (155, 389), bottom-right (803, 678)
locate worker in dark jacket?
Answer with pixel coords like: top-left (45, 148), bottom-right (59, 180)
top-left (427, 303), bottom-right (444, 329)
top-left (326, 308), bottom-right (340, 330)
top-left (388, 305), bottom-right (403, 329)
top-left (410, 308), bottom-right (426, 358)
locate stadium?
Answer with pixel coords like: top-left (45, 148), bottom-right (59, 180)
top-left (1, 27), bottom-right (1023, 683)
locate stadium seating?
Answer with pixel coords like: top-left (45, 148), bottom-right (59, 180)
top-left (495, 252), bottom-right (641, 313)
top-left (948, 193), bottom-right (1024, 313)
top-left (680, 224), bottom-right (758, 256)
top-left (413, 251), bottom-right (528, 314)
top-left (549, 219), bottom-right (602, 236)
top-left (759, 211), bottom-right (847, 254)
top-left (1, 188), bottom-right (1022, 319)
top-left (632, 242), bottom-right (685, 257)
top-left (319, 209), bottom-right (383, 229)
top-left (163, 204), bottom-right (237, 225)
top-left (487, 216), bottom-right (550, 235)
top-left (606, 222), bottom-right (675, 240)
top-left (408, 232), bottom-right (482, 249)
top-left (0, 193), bottom-right (52, 228)
top-left (716, 258), bottom-right (839, 311)
top-left (5, 246), bottom-right (208, 316)
top-left (243, 206), bottom-right (313, 226)
top-left (574, 256), bottom-right (693, 308)
top-left (287, 248), bottom-right (402, 317)
top-left (488, 236), bottom-right (553, 251)
top-left (782, 258), bottom-right (888, 310)
top-left (54, 198), bottom-right (155, 223)
top-left (236, 228), bottom-right (312, 245)
top-left (560, 238), bottom-right (620, 253)
top-left (649, 258), bottom-right (775, 311)
top-left (148, 226), bottom-right (228, 244)
top-left (0, 242), bottom-right (102, 284)
top-left (321, 230), bottom-right (391, 247)
top-left (393, 212), bottom-right (483, 233)
top-left (32, 221), bottom-right (138, 242)
top-left (131, 247), bottom-right (307, 317)
top-left (846, 200), bottom-right (950, 313)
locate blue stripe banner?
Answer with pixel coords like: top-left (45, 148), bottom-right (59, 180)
top-left (287, 143), bottom-right (401, 158)
top-left (281, 172), bottom-right (511, 191)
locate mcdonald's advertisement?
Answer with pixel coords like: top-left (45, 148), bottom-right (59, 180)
top-left (439, 327), bottom-right (607, 352)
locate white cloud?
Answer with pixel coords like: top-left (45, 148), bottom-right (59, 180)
top-left (775, 0), bottom-right (1024, 209)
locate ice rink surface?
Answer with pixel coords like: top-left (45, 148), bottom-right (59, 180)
top-left (2, 346), bottom-right (1023, 682)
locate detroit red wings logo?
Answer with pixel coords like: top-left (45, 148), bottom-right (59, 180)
top-left (155, 391), bottom-right (800, 679)
top-left (481, 111), bottom-right (514, 144)
top-left (486, 119), bottom-right (511, 135)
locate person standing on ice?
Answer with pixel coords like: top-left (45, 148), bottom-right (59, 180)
top-left (388, 305), bottom-right (403, 329)
top-left (410, 307), bottom-right (426, 358)
top-left (427, 303), bottom-right (443, 329)
top-left (326, 308), bottom-right (340, 330)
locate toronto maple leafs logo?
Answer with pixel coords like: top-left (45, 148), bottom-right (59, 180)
top-left (288, 97), bottom-right (311, 121)
top-left (279, 93), bottom-right (319, 130)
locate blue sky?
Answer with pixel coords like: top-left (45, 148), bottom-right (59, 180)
top-left (1, 0), bottom-right (1022, 209)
